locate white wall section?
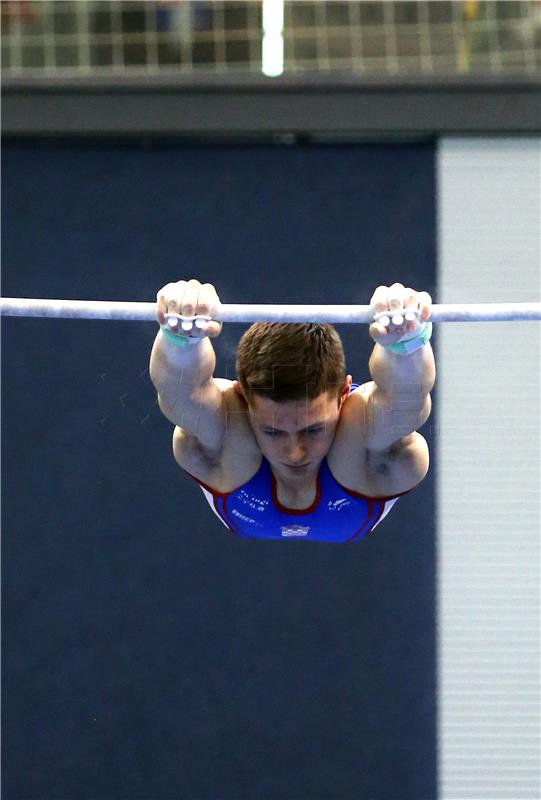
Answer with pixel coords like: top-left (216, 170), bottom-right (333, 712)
top-left (437, 138), bottom-right (541, 800)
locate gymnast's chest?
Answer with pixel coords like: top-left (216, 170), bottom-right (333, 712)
top-left (224, 480), bottom-right (369, 541)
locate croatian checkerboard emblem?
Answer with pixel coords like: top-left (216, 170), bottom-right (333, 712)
top-left (280, 525), bottom-right (310, 537)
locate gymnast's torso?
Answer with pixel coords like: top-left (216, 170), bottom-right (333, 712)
top-left (173, 381), bottom-right (424, 542)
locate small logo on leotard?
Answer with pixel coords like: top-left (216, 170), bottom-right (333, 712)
top-left (328, 498), bottom-right (351, 511)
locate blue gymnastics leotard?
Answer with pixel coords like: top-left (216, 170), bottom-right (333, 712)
top-left (182, 383), bottom-right (413, 543)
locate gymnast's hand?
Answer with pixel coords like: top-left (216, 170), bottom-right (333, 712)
top-left (369, 282), bottom-right (432, 345)
top-left (156, 279), bottom-right (223, 338)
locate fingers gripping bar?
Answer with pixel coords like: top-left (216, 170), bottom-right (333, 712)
top-left (164, 309), bottom-right (422, 333)
top-left (164, 312), bottom-right (212, 333)
top-left (166, 309), bottom-right (420, 333)
top-left (372, 309), bottom-right (421, 327)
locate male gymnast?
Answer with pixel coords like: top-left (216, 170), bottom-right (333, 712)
top-left (150, 279), bottom-right (435, 542)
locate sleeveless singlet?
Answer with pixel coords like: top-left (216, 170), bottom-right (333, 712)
top-left (182, 383), bottom-right (413, 543)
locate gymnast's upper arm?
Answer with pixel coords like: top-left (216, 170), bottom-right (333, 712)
top-left (163, 377), bottom-right (233, 458)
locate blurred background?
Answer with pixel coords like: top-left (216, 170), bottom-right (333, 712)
top-left (2, 0), bottom-right (540, 78)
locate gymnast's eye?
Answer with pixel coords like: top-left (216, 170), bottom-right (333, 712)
top-left (263, 427), bottom-right (323, 436)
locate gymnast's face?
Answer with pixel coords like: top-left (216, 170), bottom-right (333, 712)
top-left (243, 376), bottom-right (352, 481)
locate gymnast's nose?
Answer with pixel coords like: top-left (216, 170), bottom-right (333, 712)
top-left (284, 439), bottom-right (307, 464)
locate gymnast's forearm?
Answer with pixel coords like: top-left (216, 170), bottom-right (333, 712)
top-left (369, 342), bottom-right (436, 401)
top-left (149, 330), bottom-right (216, 414)
top-left (366, 343), bottom-right (435, 441)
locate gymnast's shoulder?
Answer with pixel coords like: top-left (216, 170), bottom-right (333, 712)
top-left (171, 377), bottom-right (257, 479)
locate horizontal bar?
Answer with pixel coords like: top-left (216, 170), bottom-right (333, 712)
top-left (0, 298), bottom-right (540, 323)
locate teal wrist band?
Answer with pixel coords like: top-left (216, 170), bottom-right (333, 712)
top-left (160, 326), bottom-right (205, 347)
top-left (382, 321), bottom-right (433, 355)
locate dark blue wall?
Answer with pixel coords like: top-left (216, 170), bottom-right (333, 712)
top-left (2, 140), bottom-right (437, 800)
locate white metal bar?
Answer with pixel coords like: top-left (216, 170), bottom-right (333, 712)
top-left (0, 298), bottom-right (540, 323)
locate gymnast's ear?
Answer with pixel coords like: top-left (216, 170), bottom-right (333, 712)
top-left (340, 375), bottom-right (353, 404)
top-left (233, 380), bottom-right (251, 408)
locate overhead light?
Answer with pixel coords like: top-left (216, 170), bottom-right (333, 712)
top-left (262, 0), bottom-right (284, 77)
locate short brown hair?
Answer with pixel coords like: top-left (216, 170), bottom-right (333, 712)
top-left (235, 323), bottom-right (346, 405)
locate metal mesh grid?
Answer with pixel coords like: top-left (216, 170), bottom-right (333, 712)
top-left (2, 1), bottom-right (540, 77)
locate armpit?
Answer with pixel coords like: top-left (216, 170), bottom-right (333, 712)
top-left (365, 449), bottom-right (391, 476)
top-left (365, 433), bottom-right (429, 495)
top-left (173, 426), bottom-right (223, 470)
